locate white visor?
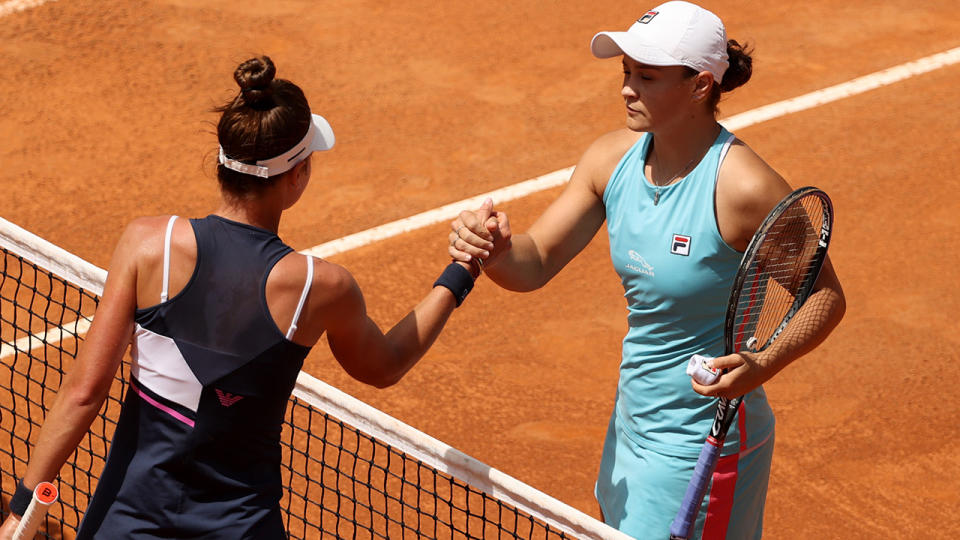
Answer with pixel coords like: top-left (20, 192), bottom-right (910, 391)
top-left (218, 113), bottom-right (335, 179)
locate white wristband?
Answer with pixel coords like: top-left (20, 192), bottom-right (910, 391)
top-left (686, 354), bottom-right (720, 385)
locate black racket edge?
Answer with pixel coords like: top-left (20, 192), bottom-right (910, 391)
top-left (712, 187), bottom-right (833, 438)
top-left (722, 186), bottom-right (834, 355)
top-left (711, 187), bottom-right (833, 445)
top-left (669, 186), bottom-right (833, 539)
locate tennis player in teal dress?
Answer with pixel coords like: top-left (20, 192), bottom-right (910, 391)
top-left (448, 2), bottom-right (845, 538)
top-left (595, 124), bottom-right (777, 538)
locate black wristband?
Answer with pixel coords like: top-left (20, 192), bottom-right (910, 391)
top-left (10, 479), bottom-right (32, 517)
top-left (433, 262), bottom-right (475, 307)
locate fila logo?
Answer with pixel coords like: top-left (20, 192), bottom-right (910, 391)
top-left (638, 10), bottom-right (658, 24)
top-left (671, 234), bottom-right (691, 256)
top-left (215, 389), bottom-right (244, 407)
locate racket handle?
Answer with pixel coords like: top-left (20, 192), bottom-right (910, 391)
top-left (12, 482), bottom-right (58, 540)
top-left (669, 438), bottom-right (722, 540)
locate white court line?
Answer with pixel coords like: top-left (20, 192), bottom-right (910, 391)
top-left (303, 46), bottom-right (960, 259)
top-left (4, 48), bottom-right (959, 356)
top-left (0, 318), bottom-right (91, 361)
top-left (0, 0), bottom-right (56, 17)
top-left (721, 47), bottom-right (960, 131)
top-left (0, 216), bottom-right (106, 361)
top-left (303, 169), bottom-right (573, 258)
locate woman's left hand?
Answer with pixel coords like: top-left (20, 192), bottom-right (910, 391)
top-left (0, 514), bottom-right (22, 540)
top-left (690, 352), bottom-right (770, 399)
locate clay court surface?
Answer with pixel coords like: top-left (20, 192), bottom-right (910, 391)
top-left (2, 0), bottom-right (959, 537)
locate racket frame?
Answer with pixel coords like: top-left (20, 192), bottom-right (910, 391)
top-left (668, 187), bottom-right (833, 539)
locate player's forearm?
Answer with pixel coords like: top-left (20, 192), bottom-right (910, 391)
top-left (376, 286), bottom-right (460, 386)
top-left (20, 380), bottom-right (111, 488)
top-left (757, 284), bottom-right (846, 377)
top-left (483, 234), bottom-right (552, 292)
top-left (344, 264), bottom-right (470, 388)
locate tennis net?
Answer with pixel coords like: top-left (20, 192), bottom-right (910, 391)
top-left (0, 217), bottom-right (627, 539)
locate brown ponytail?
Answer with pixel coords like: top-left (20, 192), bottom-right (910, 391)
top-left (692, 39), bottom-right (754, 115)
top-left (215, 56), bottom-right (312, 197)
top-left (720, 40), bottom-right (753, 93)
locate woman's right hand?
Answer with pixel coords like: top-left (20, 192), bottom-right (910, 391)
top-left (449, 198), bottom-right (512, 268)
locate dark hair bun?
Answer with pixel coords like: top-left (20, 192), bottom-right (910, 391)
top-left (721, 40), bottom-right (753, 92)
top-left (235, 56), bottom-right (277, 108)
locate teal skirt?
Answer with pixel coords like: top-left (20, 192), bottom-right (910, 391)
top-left (595, 409), bottom-right (774, 539)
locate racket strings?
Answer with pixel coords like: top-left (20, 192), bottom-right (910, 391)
top-left (732, 195), bottom-right (827, 352)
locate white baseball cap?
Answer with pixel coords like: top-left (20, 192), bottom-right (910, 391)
top-left (218, 113), bottom-right (335, 179)
top-left (590, 1), bottom-right (729, 83)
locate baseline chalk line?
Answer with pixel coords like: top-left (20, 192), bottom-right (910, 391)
top-left (304, 46), bottom-right (960, 259)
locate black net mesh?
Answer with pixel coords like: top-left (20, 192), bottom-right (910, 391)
top-left (1, 241), bottom-right (586, 539)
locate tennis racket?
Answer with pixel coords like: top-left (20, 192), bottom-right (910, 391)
top-left (12, 482), bottom-right (58, 540)
top-left (669, 186), bottom-right (833, 539)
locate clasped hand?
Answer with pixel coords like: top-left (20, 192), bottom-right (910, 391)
top-left (448, 198), bottom-right (512, 268)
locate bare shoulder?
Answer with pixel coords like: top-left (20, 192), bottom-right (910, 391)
top-left (306, 256), bottom-right (362, 312)
top-left (121, 215), bottom-right (169, 243)
top-left (717, 139), bottom-right (795, 250)
top-left (575, 128), bottom-right (644, 194)
top-left (720, 140), bottom-right (793, 212)
top-left (580, 129), bottom-right (643, 172)
top-left (270, 253), bottom-right (352, 294)
top-left (720, 139), bottom-right (792, 206)
top-left (115, 215), bottom-right (195, 267)
top-left (311, 256), bottom-right (355, 290)
top-left (112, 216), bottom-right (173, 265)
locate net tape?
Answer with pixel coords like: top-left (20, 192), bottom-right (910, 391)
top-left (0, 217), bottom-right (628, 539)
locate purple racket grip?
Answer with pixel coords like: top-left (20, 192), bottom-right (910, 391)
top-left (669, 437), bottom-right (722, 539)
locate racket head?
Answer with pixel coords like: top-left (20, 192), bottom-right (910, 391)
top-left (724, 186), bottom-right (833, 356)
top-left (673, 187), bottom-right (833, 540)
top-left (711, 187), bottom-right (833, 442)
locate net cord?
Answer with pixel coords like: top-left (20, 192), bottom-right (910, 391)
top-left (294, 371), bottom-right (632, 540)
top-left (0, 217), bottom-right (107, 295)
top-left (0, 215), bottom-right (630, 540)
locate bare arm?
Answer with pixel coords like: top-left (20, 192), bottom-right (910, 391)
top-left (694, 142), bottom-right (846, 397)
top-left (0, 221), bottom-right (143, 536)
top-left (317, 260), bottom-right (475, 388)
top-left (450, 130), bottom-right (638, 291)
top-left (482, 176), bottom-right (606, 291)
top-left (695, 259), bottom-right (845, 399)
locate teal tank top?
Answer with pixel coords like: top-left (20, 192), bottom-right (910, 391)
top-left (602, 127), bottom-right (774, 458)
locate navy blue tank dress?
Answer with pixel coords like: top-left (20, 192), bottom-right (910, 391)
top-left (77, 215), bottom-right (313, 539)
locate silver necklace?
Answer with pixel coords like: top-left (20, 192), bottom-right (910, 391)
top-left (650, 153), bottom-right (695, 206)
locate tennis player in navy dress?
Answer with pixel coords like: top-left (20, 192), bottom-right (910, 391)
top-left (77, 214), bottom-right (314, 538)
top-left (1, 56), bottom-right (483, 539)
